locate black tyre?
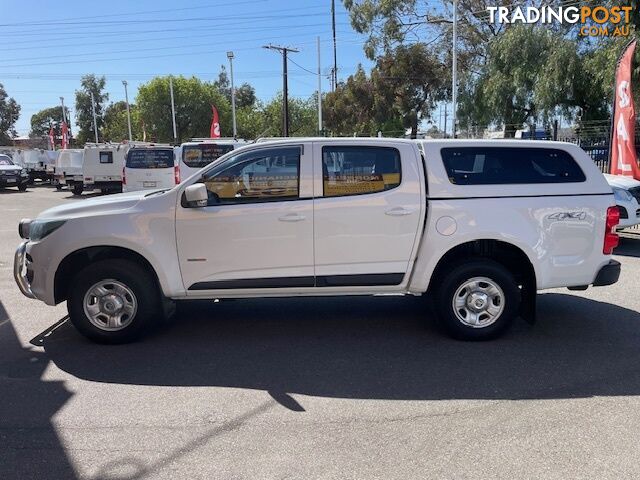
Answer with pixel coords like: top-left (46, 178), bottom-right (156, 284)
top-left (436, 259), bottom-right (520, 341)
top-left (72, 183), bottom-right (83, 196)
top-left (68, 259), bottom-right (161, 344)
top-left (17, 182), bottom-right (27, 192)
top-left (55, 184), bottom-right (62, 191)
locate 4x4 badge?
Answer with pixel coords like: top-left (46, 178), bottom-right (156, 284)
top-left (547, 211), bottom-right (587, 221)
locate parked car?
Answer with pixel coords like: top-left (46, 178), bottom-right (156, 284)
top-left (178, 139), bottom-right (246, 179)
top-left (603, 174), bottom-right (640, 228)
top-left (15, 139), bottom-right (620, 344)
top-left (54, 149), bottom-right (84, 194)
top-left (123, 145), bottom-right (177, 193)
top-left (0, 154), bottom-right (29, 191)
top-left (80, 143), bottom-right (127, 194)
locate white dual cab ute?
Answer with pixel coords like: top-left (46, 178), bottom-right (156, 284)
top-left (15, 138), bottom-right (621, 343)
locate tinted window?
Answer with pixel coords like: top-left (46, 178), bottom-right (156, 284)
top-left (183, 144), bottom-right (235, 169)
top-left (99, 151), bottom-right (113, 164)
top-left (0, 155), bottom-right (13, 165)
top-left (442, 147), bottom-right (586, 185)
top-left (322, 146), bottom-right (401, 197)
top-left (202, 146), bottom-right (299, 205)
top-left (126, 149), bottom-right (174, 169)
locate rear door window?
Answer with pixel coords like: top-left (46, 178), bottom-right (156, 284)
top-left (322, 146), bottom-right (401, 197)
top-left (126, 149), bottom-right (174, 169)
top-left (441, 147), bottom-right (586, 185)
top-left (182, 144), bottom-right (235, 169)
top-left (99, 151), bottom-right (113, 164)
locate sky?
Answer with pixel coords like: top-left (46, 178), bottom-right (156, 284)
top-left (0, 0), bottom-right (376, 137)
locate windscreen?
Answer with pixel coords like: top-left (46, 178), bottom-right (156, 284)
top-left (182, 144), bottom-right (235, 169)
top-left (126, 149), bottom-right (174, 169)
top-left (0, 155), bottom-right (14, 165)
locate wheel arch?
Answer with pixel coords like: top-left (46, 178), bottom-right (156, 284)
top-left (54, 246), bottom-right (162, 304)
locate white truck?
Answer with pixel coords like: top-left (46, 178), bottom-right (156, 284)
top-left (53, 149), bottom-right (84, 193)
top-left (14, 139), bottom-right (621, 344)
top-left (78, 143), bottom-right (128, 195)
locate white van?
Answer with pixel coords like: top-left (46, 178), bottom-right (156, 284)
top-left (178, 139), bottom-right (246, 178)
top-left (123, 145), bottom-right (177, 193)
top-left (54, 149), bottom-right (84, 194)
top-left (81, 143), bottom-right (127, 194)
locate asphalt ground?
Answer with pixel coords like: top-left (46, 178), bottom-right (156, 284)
top-left (2, 184), bottom-right (640, 479)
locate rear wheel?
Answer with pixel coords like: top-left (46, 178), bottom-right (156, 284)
top-left (72, 183), bottom-right (83, 196)
top-left (68, 259), bottom-right (161, 343)
top-left (436, 259), bottom-right (520, 340)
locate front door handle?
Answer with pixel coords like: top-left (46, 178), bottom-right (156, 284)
top-left (385, 207), bottom-right (414, 216)
top-left (278, 213), bottom-right (306, 222)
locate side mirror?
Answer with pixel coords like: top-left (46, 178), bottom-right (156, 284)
top-left (184, 183), bottom-right (208, 208)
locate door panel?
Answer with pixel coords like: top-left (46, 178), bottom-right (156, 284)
top-left (312, 142), bottom-right (423, 280)
top-left (176, 144), bottom-right (314, 292)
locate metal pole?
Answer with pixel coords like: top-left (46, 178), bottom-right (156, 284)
top-left (59, 97), bottom-right (66, 124)
top-left (331, 0), bottom-right (337, 91)
top-left (283, 49), bottom-right (289, 137)
top-left (90, 91), bottom-right (99, 143)
top-left (317, 36), bottom-right (322, 135)
top-left (122, 80), bottom-right (133, 141)
top-left (452, 0), bottom-right (458, 139)
top-left (169, 76), bottom-right (178, 143)
top-left (227, 51), bottom-right (237, 139)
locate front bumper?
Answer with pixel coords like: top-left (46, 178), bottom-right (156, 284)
top-left (14, 241), bottom-right (36, 299)
top-left (593, 260), bottom-right (621, 287)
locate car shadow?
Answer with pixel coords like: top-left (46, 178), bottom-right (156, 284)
top-left (42, 293), bottom-right (640, 405)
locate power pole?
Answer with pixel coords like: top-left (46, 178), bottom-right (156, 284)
top-left (331, 0), bottom-right (338, 90)
top-left (451, 0), bottom-right (458, 139)
top-left (263, 44), bottom-right (299, 137)
top-left (317, 36), bottom-right (323, 136)
top-left (59, 97), bottom-right (66, 124)
top-left (169, 76), bottom-right (178, 144)
top-left (227, 51), bottom-right (237, 139)
top-left (122, 80), bottom-right (133, 141)
top-left (90, 91), bottom-right (99, 143)
top-left (443, 104), bottom-right (448, 138)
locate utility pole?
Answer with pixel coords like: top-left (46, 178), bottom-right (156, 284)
top-left (227, 51), bottom-right (237, 139)
top-left (331, 0), bottom-right (338, 91)
top-left (59, 96), bottom-right (66, 124)
top-left (90, 91), bottom-right (99, 143)
top-left (263, 44), bottom-right (299, 137)
top-left (451, 0), bottom-right (458, 138)
top-left (443, 104), bottom-right (448, 138)
top-left (169, 76), bottom-right (178, 144)
top-left (317, 36), bottom-right (323, 136)
top-left (122, 80), bottom-right (133, 141)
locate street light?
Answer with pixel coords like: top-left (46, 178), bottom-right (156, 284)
top-left (227, 51), bottom-right (237, 139)
top-left (122, 80), bottom-right (133, 141)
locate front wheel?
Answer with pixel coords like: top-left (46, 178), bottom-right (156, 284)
top-left (17, 182), bottom-right (28, 191)
top-left (436, 259), bottom-right (521, 341)
top-left (68, 259), bottom-right (161, 343)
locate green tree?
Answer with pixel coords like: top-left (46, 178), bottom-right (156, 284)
top-left (75, 74), bottom-right (108, 145)
top-left (214, 66), bottom-right (257, 109)
top-left (0, 84), bottom-right (21, 144)
top-left (137, 76), bottom-right (230, 143)
top-left (29, 106), bottom-right (70, 138)
top-left (102, 101), bottom-right (142, 142)
top-left (261, 94), bottom-right (318, 137)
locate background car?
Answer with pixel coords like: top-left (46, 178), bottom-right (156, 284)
top-left (0, 154), bottom-right (29, 191)
top-left (604, 173), bottom-right (640, 228)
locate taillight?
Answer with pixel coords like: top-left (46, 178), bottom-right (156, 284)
top-left (603, 206), bottom-right (620, 254)
top-left (122, 167), bottom-right (126, 185)
top-left (174, 165), bottom-right (180, 184)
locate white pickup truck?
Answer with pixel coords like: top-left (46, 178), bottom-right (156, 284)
top-left (14, 139), bottom-right (621, 343)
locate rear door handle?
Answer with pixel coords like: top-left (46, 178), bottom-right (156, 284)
top-left (385, 207), bottom-right (414, 216)
top-left (278, 213), bottom-right (306, 222)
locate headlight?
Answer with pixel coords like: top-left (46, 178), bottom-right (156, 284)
top-left (18, 218), bottom-right (32, 239)
top-left (613, 188), bottom-right (634, 202)
top-left (27, 220), bottom-right (66, 241)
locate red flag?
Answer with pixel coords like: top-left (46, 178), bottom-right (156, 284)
top-left (610, 39), bottom-right (640, 179)
top-left (48, 125), bottom-right (56, 150)
top-left (210, 105), bottom-right (220, 138)
top-left (61, 121), bottom-right (69, 149)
